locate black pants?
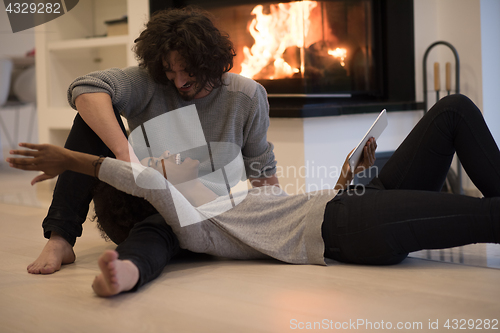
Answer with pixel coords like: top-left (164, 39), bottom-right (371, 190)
top-left (322, 94), bottom-right (500, 265)
top-left (41, 113), bottom-right (117, 246)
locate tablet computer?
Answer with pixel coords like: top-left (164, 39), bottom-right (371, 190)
top-left (348, 109), bottom-right (388, 173)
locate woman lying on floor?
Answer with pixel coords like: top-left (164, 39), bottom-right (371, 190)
top-left (7, 94), bottom-right (500, 297)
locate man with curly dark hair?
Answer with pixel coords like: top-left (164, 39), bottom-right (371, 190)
top-left (133, 7), bottom-right (236, 99)
top-left (28, 7), bottom-right (279, 282)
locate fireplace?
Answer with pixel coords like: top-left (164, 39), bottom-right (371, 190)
top-left (150, 0), bottom-right (419, 117)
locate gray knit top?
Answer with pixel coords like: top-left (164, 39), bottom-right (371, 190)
top-left (67, 66), bottom-right (276, 179)
top-left (99, 158), bottom-right (335, 265)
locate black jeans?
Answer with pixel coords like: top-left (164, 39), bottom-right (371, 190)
top-left (322, 94), bottom-right (500, 265)
top-left (41, 113), bottom-right (120, 246)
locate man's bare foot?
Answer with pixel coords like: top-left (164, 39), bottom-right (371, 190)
top-left (27, 232), bottom-right (76, 274)
top-left (92, 250), bottom-right (139, 297)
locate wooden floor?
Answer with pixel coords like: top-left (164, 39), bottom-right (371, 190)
top-left (1, 164), bottom-right (499, 332)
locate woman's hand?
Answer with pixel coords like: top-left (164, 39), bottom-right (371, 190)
top-left (141, 153), bottom-right (200, 185)
top-left (348, 137), bottom-right (378, 175)
top-left (6, 143), bottom-right (72, 185)
top-left (335, 138), bottom-right (377, 192)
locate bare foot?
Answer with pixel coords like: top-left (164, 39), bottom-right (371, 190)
top-left (92, 250), bottom-right (139, 297)
top-left (27, 232), bottom-right (76, 274)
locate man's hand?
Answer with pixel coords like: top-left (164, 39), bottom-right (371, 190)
top-left (141, 154), bottom-right (201, 185)
top-left (7, 143), bottom-right (71, 185)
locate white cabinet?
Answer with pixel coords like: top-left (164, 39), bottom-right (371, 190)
top-left (35, 0), bottom-right (149, 145)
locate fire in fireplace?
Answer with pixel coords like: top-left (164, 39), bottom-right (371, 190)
top-left (150, 0), bottom-right (417, 116)
top-left (213, 0), bottom-right (377, 97)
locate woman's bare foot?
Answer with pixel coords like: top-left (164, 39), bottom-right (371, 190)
top-left (92, 250), bottom-right (139, 297)
top-left (27, 232), bottom-right (76, 274)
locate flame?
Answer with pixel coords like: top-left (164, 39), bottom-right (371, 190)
top-left (240, 1), bottom-right (318, 80)
top-left (328, 48), bottom-right (347, 67)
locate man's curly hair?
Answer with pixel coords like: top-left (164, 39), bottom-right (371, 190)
top-left (92, 181), bottom-right (158, 245)
top-left (133, 7), bottom-right (236, 90)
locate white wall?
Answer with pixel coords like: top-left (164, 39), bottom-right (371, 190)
top-left (414, 0), bottom-right (439, 104)
top-left (481, 0), bottom-right (500, 146)
top-left (267, 118), bottom-right (305, 195)
top-left (415, 0), bottom-right (483, 108)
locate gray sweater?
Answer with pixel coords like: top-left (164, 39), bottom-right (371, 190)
top-left (67, 66), bottom-right (276, 179)
top-left (99, 158), bottom-right (336, 265)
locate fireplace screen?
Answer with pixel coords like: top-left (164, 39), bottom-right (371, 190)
top-left (209, 0), bottom-right (378, 97)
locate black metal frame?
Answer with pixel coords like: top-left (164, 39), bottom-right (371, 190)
top-left (422, 41), bottom-right (460, 112)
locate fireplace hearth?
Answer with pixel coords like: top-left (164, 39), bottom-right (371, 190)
top-left (150, 0), bottom-right (421, 117)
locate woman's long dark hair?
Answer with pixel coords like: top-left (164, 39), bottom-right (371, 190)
top-left (133, 7), bottom-right (236, 90)
top-left (92, 181), bottom-right (158, 245)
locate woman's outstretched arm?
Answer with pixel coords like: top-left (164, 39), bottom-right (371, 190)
top-left (7, 143), bottom-right (103, 185)
top-left (9, 139), bottom-right (376, 198)
top-left (7, 143), bottom-right (218, 208)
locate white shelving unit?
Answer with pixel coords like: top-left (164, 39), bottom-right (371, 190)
top-left (35, 0), bottom-right (149, 146)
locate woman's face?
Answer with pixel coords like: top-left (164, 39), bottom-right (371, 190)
top-left (141, 152), bottom-right (200, 185)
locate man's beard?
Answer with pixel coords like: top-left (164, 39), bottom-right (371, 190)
top-left (177, 81), bottom-right (206, 101)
